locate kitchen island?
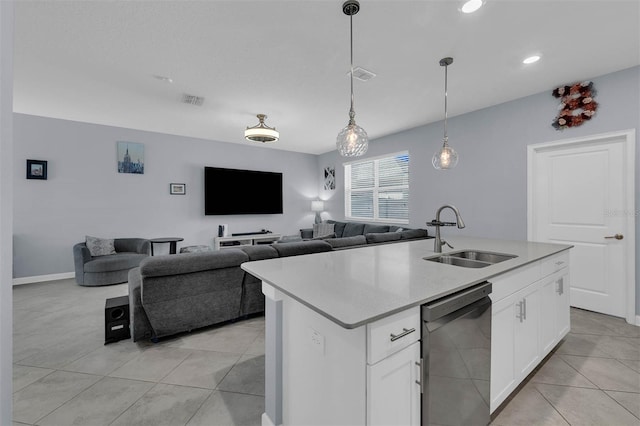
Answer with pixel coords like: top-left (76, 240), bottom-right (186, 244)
top-left (242, 237), bottom-right (572, 426)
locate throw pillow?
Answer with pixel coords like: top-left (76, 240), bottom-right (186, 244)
top-left (313, 222), bottom-right (335, 238)
top-left (85, 235), bottom-right (116, 257)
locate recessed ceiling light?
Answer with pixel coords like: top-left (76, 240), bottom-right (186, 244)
top-left (522, 55), bottom-right (541, 64)
top-left (461, 0), bottom-right (483, 14)
top-left (153, 74), bottom-right (173, 83)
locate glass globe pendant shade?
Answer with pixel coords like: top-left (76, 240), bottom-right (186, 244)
top-left (432, 140), bottom-right (458, 170)
top-left (337, 122), bottom-right (368, 157)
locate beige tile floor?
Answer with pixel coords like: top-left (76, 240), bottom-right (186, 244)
top-left (12, 279), bottom-right (640, 425)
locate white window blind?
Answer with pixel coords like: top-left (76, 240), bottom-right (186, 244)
top-left (345, 152), bottom-right (409, 223)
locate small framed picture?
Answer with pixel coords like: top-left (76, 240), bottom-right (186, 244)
top-left (170, 183), bottom-right (186, 195)
top-left (26, 159), bottom-right (47, 180)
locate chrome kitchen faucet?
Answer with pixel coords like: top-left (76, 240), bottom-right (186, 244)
top-left (427, 204), bottom-right (466, 253)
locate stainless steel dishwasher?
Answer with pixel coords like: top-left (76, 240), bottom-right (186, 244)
top-left (421, 281), bottom-right (492, 426)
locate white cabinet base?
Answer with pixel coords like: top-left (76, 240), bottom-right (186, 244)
top-left (490, 251), bottom-right (571, 412)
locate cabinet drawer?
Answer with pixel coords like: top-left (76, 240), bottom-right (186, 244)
top-left (541, 251), bottom-right (570, 278)
top-left (367, 307), bottom-right (420, 365)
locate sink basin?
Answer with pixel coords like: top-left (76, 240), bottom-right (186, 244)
top-left (448, 250), bottom-right (517, 264)
top-left (424, 250), bottom-right (517, 268)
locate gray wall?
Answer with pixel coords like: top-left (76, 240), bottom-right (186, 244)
top-left (318, 66), bottom-right (640, 314)
top-left (13, 115), bottom-right (321, 278)
top-left (1, 1), bottom-right (14, 422)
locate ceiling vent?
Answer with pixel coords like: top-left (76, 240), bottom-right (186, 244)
top-left (181, 93), bottom-right (205, 106)
top-left (348, 66), bottom-right (376, 82)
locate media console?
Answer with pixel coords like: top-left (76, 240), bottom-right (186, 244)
top-left (214, 233), bottom-right (282, 250)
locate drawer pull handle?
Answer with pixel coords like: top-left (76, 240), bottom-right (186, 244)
top-left (556, 277), bottom-right (564, 295)
top-left (390, 327), bottom-right (415, 342)
top-left (415, 360), bottom-right (424, 394)
top-left (555, 261), bottom-right (564, 266)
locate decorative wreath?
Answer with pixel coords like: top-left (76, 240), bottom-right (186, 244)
top-left (552, 81), bottom-right (598, 130)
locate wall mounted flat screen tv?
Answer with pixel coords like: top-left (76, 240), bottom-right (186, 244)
top-left (204, 166), bottom-right (283, 215)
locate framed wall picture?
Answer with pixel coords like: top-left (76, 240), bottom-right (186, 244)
top-left (117, 141), bottom-right (144, 174)
top-left (324, 166), bottom-right (335, 190)
top-left (170, 183), bottom-right (186, 195)
top-left (26, 159), bottom-right (47, 180)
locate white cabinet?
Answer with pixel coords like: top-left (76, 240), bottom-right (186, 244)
top-left (490, 280), bottom-right (542, 408)
top-left (213, 233), bottom-right (281, 250)
top-left (366, 308), bottom-right (421, 426)
top-left (367, 341), bottom-right (421, 426)
top-left (514, 283), bottom-right (541, 378)
top-left (490, 250), bottom-right (571, 412)
top-left (540, 269), bottom-right (570, 353)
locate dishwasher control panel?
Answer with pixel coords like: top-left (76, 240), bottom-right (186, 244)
top-left (422, 281), bottom-right (492, 322)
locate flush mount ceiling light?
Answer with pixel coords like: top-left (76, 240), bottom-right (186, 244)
top-left (245, 114), bottom-right (279, 143)
top-left (336, 0), bottom-right (368, 158)
top-left (432, 57), bottom-right (459, 171)
top-left (523, 55), bottom-right (541, 64)
top-left (460, 0), bottom-right (484, 14)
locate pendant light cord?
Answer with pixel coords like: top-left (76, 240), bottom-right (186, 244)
top-left (443, 63), bottom-right (448, 145)
top-left (349, 13), bottom-right (355, 125)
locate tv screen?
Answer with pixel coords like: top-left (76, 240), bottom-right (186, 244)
top-left (204, 166), bottom-right (283, 215)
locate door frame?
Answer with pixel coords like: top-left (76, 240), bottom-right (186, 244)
top-left (527, 129), bottom-right (636, 325)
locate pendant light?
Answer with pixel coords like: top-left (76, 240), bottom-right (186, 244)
top-left (245, 114), bottom-right (279, 143)
top-left (336, 0), bottom-right (368, 157)
top-left (432, 57), bottom-right (459, 170)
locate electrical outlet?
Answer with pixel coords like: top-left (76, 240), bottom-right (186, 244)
top-left (308, 327), bottom-right (325, 355)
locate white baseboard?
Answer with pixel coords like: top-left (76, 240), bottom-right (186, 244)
top-left (636, 315), bottom-right (640, 327)
top-left (13, 272), bottom-right (75, 286)
top-left (262, 413), bottom-right (277, 426)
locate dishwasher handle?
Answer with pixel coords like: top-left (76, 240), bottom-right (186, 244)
top-left (422, 281), bottom-right (492, 322)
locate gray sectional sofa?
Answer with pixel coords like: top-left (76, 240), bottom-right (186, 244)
top-left (299, 220), bottom-right (428, 249)
top-left (128, 223), bottom-right (430, 342)
top-left (128, 241), bottom-right (333, 341)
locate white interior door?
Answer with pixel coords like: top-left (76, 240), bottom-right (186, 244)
top-left (528, 130), bottom-right (635, 323)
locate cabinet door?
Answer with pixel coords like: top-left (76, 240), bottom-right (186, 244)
top-left (514, 284), bottom-right (541, 379)
top-left (490, 296), bottom-right (516, 412)
top-left (367, 341), bottom-right (421, 426)
top-left (540, 270), bottom-right (571, 355)
top-left (540, 277), bottom-right (558, 354)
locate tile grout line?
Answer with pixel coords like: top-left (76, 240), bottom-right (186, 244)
top-left (531, 385), bottom-right (572, 426)
top-left (29, 371), bottom-right (104, 425)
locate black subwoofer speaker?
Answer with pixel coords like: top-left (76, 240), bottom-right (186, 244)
top-left (105, 296), bottom-right (131, 344)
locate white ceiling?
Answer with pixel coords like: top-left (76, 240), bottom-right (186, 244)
top-left (13, 1), bottom-right (640, 155)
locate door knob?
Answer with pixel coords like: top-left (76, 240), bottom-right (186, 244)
top-left (604, 234), bottom-right (624, 240)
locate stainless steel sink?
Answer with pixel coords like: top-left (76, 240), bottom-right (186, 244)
top-left (424, 250), bottom-right (517, 268)
top-left (448, 251), bottom-right (516, 264)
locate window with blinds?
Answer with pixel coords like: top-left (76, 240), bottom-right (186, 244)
top-left (344, 152), bottom-right (409, 223)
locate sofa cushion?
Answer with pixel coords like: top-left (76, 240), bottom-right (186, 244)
top-left (325, 235), bottom-right (367, 249)
top-left (240, 245), bottom-right (279, 261)
top-left (400, 229), bottom-right (428, 239)
top-left (365, 232), bottom-right (402, 244)
top-left (342, 222), bottom-right (365, 237)
top-left (85, 235), bottom-right (116, 256)
top-left (313, 222), bottom-right (335, 238)
top-left (363, 224), bottom-right (390, 234)
top-left (179, 245), bottom-right (211, 254)
top-left (273, 240), bottom-right (332, 257)
top-left (312, 232), bottom-right (336, 240)
top-left (327, 220), bottom-right (347, 238)
top-left (140, 250), bottom-right (249, 277)
top-left (388, 225), bottom-right (404, 232)
top-left (84, 252), bottom-right (148, 273)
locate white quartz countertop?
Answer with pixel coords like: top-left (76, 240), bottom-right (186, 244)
top-left (241, 237), bottom-right (572, 329)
